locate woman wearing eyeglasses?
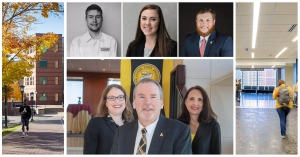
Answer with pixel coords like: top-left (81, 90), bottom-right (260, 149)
top-left (83, 84), bottom-right (134, 154)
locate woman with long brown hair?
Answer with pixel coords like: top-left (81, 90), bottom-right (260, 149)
top-left (126, 4), bottom-right (177, 57)
top-left (178, 85), bottom-right (221, 154)
top-left (84, 84), bottom-right (134, 154)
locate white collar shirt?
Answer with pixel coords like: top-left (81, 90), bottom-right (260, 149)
top-left (70, 31), bottom-right (117, 57)
top-left (133, 117), bottom-right (159, 155)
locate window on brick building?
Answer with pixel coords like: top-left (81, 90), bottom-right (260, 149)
top-left (40, 93), bottom-right (47, 101)
top-left (40, 77), bottom-right (47, 85)
top-left (40, 60), bottom-right (47, 68)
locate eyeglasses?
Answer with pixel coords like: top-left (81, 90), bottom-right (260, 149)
top-left (106, 95), bottom-right (125, 101)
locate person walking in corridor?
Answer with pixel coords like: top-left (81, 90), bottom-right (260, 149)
top-left (19, 99), bottom-right (32, 138)
top-left (273, 79), bottom-right (294, 139)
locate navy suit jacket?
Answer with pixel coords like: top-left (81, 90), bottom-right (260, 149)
top-left (110, 114), bottom-right (192, 154)
top-left (192, 120), bottom-right (221, 154)
top-left (180, 30), bottom-right (233, 57)
top-left (83, 116), bottom-right (120, 154)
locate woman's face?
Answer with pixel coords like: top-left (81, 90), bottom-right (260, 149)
top-left (106, 87), bottom-right (126, 116)
top-left (185, 89), bottom-right (203, 116)
top-left (140, 9), bottom-right (160, 37)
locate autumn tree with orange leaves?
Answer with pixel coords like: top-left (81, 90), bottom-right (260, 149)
top-left (2, 2), bottom-right (64, 86)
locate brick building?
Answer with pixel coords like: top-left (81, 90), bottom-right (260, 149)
top-left (23, 33), bottom-right (64, 106)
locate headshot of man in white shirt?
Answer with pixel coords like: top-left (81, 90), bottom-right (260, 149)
top-left (70, 4), bottom-right (117, 57)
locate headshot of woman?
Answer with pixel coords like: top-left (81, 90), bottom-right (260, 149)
top-left (272, 79), bottom-right (294, 139)
top-left (178, 85), bottom-right (221, 154)
top-left (126, 4), bottom-right (177, 57)
top-left (83, 84), bottom-right (134, 154)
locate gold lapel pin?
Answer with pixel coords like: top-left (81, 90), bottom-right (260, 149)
top-left (160, 133), bottom-right (163, 136)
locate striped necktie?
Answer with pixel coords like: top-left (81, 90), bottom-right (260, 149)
top-left (136, 128), bottom-right (147, 155)
top-left (200, 38), bottom-right (206, 57)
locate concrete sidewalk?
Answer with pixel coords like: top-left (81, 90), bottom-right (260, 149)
top-left (2, 112), bottom-right (64, 155)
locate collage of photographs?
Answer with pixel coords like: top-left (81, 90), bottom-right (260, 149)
top-left (1, 1), bottom-right (298, 156)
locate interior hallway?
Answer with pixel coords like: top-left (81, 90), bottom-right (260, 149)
top-left (236, 93), bottom-right (298, 154)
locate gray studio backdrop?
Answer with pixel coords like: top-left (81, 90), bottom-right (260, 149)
top-left (123, 3), bottom-right (177, 57)
top-left (67, 3), bottom-right (121, 57)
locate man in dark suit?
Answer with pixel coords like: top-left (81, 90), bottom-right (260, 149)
top-left (180, 8), bottom-right (233, 57)
top-left (110, 78), bottom-right (192, 154)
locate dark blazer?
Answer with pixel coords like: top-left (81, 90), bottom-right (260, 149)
top-left (126, 39), bottom-right (177, 57)
top-left (192, 120), bottom-right (221, 154)
top-left (180, 30), bottom-right (233, 57)
top-left (110, 114), bottom-right (192, 154)
top-left (83, 116), bottom-right (120, 154)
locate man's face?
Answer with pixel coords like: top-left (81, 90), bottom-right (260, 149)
top-left (196, 12), bottom-right (215, 37)
top-left (24, 100), bottom-right (27, 106)
top-left (133, 82), bottom-right (163, 126)
top-left (86, 10), bottom-right (102, 32)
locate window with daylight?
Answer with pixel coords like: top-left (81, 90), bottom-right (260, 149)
top-left (236, 69), bottom-right (277, 89)
top-left (40, 93), bottom-right (47, 101)
top-left (55, 77), bottom-right (59, 85)
top-left (40, 60), bottom-right (47, 68)
top-left (40, 77), bottom-right (47, 85)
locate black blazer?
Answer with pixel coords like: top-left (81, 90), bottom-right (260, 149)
top-left (83, 116), bottom-right (121, 154)
top-left (180, 29), bottom-right (233, 57)
top-left (126, 39), bottom-right (177, 57)
top-left (192, 120), bottom-right (221, 154)
top-left (110, 114), bottom-right (192, 154)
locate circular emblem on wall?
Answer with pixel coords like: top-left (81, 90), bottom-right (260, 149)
top-left (133, 63), bottom-right (161, 85)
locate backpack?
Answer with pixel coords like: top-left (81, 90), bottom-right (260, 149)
top-left (278, 86), bottom-right (290, 106)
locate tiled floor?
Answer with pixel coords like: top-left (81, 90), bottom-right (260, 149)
top-left (236, 93), bottom-right (298, 154)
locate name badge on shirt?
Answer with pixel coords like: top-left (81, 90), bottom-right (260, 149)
top-left (100, 47), bottom-right (110, 51)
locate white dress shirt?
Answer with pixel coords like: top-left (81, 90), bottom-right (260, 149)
top-left (133, 117), bottom-right (159, 155)
top-left (70, 31), bottom-right (117, 57)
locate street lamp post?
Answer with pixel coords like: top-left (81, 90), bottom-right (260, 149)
top-left (30, 92), bottom-right (34, 122)
top-left (19, 85), bottom-right (25, 108)
top-left (11, 96), bottom-right (14, 115)
top-left (35, 91), bottom-right (37, 109)
top-left (4, 85), bottom-right (8, 128)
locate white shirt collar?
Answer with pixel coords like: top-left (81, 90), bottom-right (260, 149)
top-left (82, 31), bottom-right (104, 43)
top-left (137, 117), bottom-right (159, 136)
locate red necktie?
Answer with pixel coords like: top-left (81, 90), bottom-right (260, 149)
top-left (200, 38), bottom-right (206, 57)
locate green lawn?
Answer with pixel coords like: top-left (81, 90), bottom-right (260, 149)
top-left (2, 124), bottom-right (22, 137)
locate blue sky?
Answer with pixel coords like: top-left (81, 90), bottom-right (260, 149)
top-left (28, 2), bottom-right (64, 37)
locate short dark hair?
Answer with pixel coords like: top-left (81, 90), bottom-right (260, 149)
top-left (195, 8), bottom-right (216, 20)
top-left (85, 4), bottom-right (102, 18)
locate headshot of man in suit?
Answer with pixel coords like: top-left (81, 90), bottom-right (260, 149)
top-left (110, 78), bottom-right (192, 154)
top-left (69, 4), bottom-right (117, 57)
top-left (180, 7), bottom-right (233, 57)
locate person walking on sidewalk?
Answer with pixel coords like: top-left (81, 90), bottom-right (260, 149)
top-left (19, 99), bottom-right (32, 138)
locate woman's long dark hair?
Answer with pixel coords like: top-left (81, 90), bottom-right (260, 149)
top-left (178, 85), bottom-right (217, 125)
top-left (126, 4), bottom-right (174, 57)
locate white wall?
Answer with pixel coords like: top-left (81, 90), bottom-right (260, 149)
top-left (184, 59), bottom-right (233, 154)
top-left (285, 65), bottom-right (294, 86)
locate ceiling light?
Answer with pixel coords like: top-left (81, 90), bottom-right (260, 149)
top-left (271, 65), bottom-right (275, 68)
top-left (252, 52), bottom-right (254, 58)
top-left (292, 36), bottom-right (298, 42)
top-left (103, 69), bottom-right (105, 71)
top-left (101, 59), bottom-right (104, 60)
top-left (252, 2), bottom-right (260, 49)
top-left (275, 47), bottom-right (288, 58)
top-left (79, 68), bottom-right (82, 70)
top-left (252, 65), bottom-right (254, 68)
